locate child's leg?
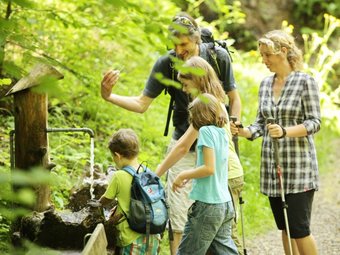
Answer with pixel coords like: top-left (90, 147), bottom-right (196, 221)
top-left (209, 201), bottom-right (238, 255)
top-left (177, 201), bottom-right (226, 255)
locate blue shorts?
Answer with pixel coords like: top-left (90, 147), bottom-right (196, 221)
top-left (269, 189), bottom-right (315, 238)
top-left (177, 200), bottom-right (238, 255)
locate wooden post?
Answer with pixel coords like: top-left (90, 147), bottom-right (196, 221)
top-left (8, 63), bottom-right (63, 212)
top-left (14, 90), bottom-right (51, 212)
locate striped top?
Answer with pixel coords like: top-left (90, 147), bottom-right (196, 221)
top-left (248, 71), bottom-right (321, 197)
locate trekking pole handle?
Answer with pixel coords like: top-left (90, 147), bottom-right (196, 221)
top-left (266, 117), bottom-right (275, 125)
top-left (266, 117), bottom-right (280, 164)
top-left (230, 116), bottom-right (240, 156)
top-left (230, 116), bottom-right (237, 123)
top-left (230, 116), bottom-right (243, 128)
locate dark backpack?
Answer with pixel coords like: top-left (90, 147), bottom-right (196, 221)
top-left (164, 27), bottom-right (233, 136)
top-left (200, 27), bottom-right (233, 63)
top-left (121, 165), bottom-right (170, 248)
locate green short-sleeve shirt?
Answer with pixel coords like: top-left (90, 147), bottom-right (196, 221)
top-left (103, 170), bottom-right (142, 247)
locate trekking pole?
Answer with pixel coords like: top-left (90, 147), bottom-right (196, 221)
top-left (266, 117), bottom-right (293, 255)
top-left (230, 116), bottom-right (247, 255)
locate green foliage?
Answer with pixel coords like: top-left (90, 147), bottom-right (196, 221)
top-left (293, 0), bottom-right (340, 32)
top-left (183, 0), bottom-right (246, 45)
top-left (302, 14), bottom-right (340, 130)
top-left (6, 240), bottom-right (62, 255)
top-left (0, 0), bottom-right (339, 253)
top-left (0, 166), bottom-right (58, 254)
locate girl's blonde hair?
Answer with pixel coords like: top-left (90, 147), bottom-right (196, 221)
top-left (189, 93), bottom-right (227, 130)
top-left (177, 56), bottom-right (226, 102)
top-left (258, 30), bottom-right (303, 71)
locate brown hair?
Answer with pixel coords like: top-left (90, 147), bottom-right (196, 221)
top-left (189, 93), bottom-right (227, 130)
top-left (108, 128), bottom-right (139, 159)
top-left (258, 30), bottom-right (303, 71)
top-left (178, 56), bottom-right (226, 102)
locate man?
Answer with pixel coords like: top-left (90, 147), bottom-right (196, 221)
top-left (101, 12), bottom-right (242, 255)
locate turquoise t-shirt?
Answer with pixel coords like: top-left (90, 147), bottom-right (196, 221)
top-left (189, 125), bottom-right (231, 204)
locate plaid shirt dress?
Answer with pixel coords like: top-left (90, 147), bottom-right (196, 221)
top-left (248, 71), bottom-right (321, 197)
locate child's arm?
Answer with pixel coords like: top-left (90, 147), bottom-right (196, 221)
top-left (172, 146), bottom-right (214, 192)
top-left (99, 196), bottom-right (113, 207)
top-left (156, 125), bottom-right (199, 177)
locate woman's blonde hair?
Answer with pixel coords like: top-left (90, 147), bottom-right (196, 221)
top-left (189, 93), bottom-right (227, 130)
top-left (258, 30), bottom-right (303, 71)
top-left (177, 56), bottom-right (226, 102)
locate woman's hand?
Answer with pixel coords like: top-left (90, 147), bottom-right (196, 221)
top-left (101, 70), bottom-right (120, 100)
top-left (267, 123), bottom-right (285, 138)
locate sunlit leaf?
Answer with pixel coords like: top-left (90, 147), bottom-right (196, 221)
top-left (31, 76), bottom-right (65, 98)
top-left (177, 66), bottom-right (206, 76)
top-left (154, 72), bottom-right (181, 89)
top-left (0, 78), bottom-right (12, 86)
top-left (11, 167), bottom-right (56, 186)
top-left (103, 0), bottom-right (128, 8)
top-left (0, 207), bottom-right (30, 220)
top-left (11, 0), bottom-right (35, 8)
top-left (16, 188), bottom-right (36, 206)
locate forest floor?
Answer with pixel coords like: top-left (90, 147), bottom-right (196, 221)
top-left (245, 138), bottom-right (340, 255)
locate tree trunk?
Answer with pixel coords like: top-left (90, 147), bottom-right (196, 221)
top-left (238, 0), bottom-right (295, 38)
top-left (0, 1), bottom-right (12, 75)
top-left (14, 89), bottom-right (51, 212)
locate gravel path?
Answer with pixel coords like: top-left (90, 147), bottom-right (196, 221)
top-left (245, 141), bottom-right (340, 255)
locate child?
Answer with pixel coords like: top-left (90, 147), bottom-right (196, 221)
top-left (172, 93), bottom-right (238, 255)
top-left (100, 128), bottom-right (160, 255)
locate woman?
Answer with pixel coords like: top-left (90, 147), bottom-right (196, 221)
top-left (156, 56), bottom-right (243, 254)
top-left (231, 30), bottom-right (320, 255)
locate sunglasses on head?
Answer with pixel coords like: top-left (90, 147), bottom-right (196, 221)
top-left (172, 16), bottom-right (197, 31)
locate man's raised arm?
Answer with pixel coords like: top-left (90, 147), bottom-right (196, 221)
top-left (101, 70), bottom-right (154, 113)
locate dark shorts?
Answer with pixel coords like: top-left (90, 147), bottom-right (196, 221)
top-left (269, 189), bottom-right (315, 238)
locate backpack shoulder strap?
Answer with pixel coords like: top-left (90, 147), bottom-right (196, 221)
top-left (163, 50), bottom-right (176, 137)
top-left (205, 44), bottom-right (221, 77)
top-left (166, 50), bottom-right (177, 93)
top-left (121, 166), bottom-right (136, 176)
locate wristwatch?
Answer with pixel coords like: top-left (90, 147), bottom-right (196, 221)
top-left (278, 125), bottom-right (286, 139)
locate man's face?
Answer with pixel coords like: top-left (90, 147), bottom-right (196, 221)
top-left (174, 35), bottom-right (198, 61)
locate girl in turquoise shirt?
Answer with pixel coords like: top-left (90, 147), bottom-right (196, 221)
top-left (172, 93), bottom-right (238, 255)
